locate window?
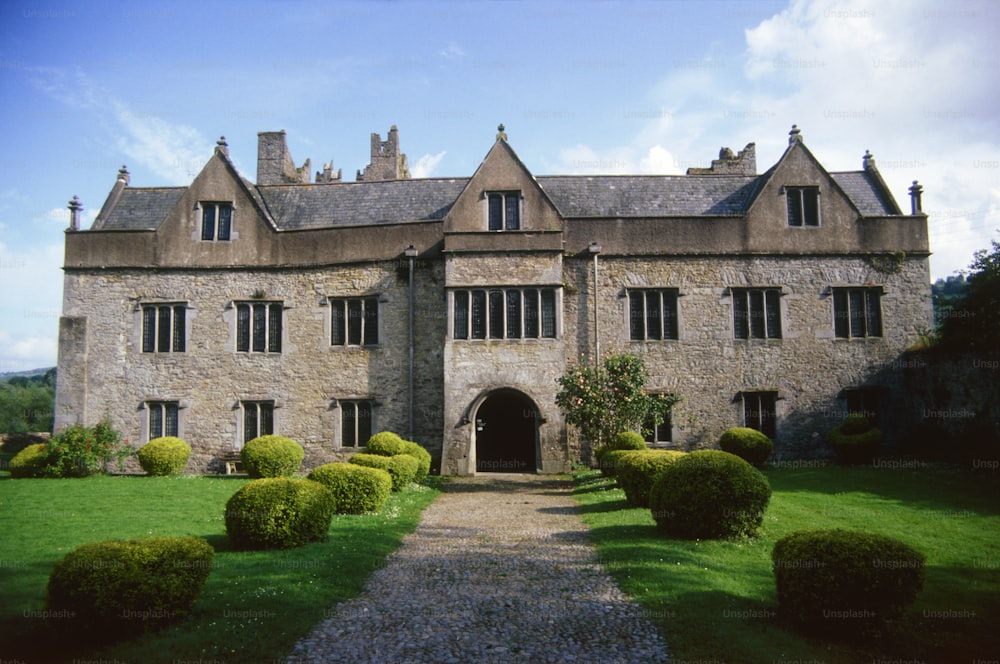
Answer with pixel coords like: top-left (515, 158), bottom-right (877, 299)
top-left (147, 401), bottom-right (179, 439)
top-left (733, 288), bottom-right (782, 339)
top-left (742, 391), bottom-right (777, 438)
top-left (842, 388), bottom-right (880, 425)
top-left (340, 400), bottom-right (373, 448)
top-left (330, 297), bottom-right (379, 346)
top-left (629, 289), bottom-right (679, 340)
top-left (242, 401), bottom-right (274, 444)
top-left (833, 287), bottom-right (883, 338)
top-left (236, 302), bottom-right (282, 353)
top-left (642, 410), bottom-right (673, 445)
top-left (786, 187), bottom-right (820, 227)
top-left (487, 191), bottom-right (520, 231)
top-left (453, 288), bottom-right (557, 339)
top-left (201, 202), bottom-right (233, 241)
top-left (141, 303), bottom-right (186, 353)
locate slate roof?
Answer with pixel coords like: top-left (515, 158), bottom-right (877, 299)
top-left (96, 188), bottom-right (186, 230)
top-left (94, 171), bottom-right (898, 231)
top-left (829, 171), bottom-right (901, 216)
top-left (537, 175), bottom-right (760, 217)
top-left (257, 178), bottom-right (467, 229)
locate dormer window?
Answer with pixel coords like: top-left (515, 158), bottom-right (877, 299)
top-left (786, 186), bottom-right (819, 227)
top-left (487, 191), bottom-right (520, 231)
top-left (201, 202), bottom-right (233, 241)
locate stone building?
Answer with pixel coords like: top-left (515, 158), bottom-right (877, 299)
top-left (55, 124), bottom-right (932, 474)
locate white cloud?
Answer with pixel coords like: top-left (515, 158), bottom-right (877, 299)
top-left (410, 151), bottom-right (447, 178)
top-left (0, 239), bottom-right (66, 369)
top-left (439, 43), bottom-right (466, 60)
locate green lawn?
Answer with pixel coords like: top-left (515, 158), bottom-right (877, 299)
top-left (573, 465), bottom-right (1000, 663)
top-left (0, 473), bottom-right (441, 662)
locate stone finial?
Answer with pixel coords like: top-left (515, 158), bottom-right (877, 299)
top-left (496, 123), bottom-right (507, 142)
top-left (68, 195), bottom-right (83, 231)
top-left (908, 180), bottom-right (924, 215)
top-left (788, 124), bottom-right (802, 145)
top-left (216, 135), bottom-right (229, 156)
top-left (117, 165), bottom-right (130, 185)
top-left (863, 149), bottom-right (875, 170)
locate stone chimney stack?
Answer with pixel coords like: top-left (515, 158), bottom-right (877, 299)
top-left (788, 124), bottom-right (803, 145)
top-left (357, 125), bottom-right (410, 182)
top-left (257, 130), bottom-right (311, 185)
top-left (686, 143), bottom-right (756, 175)
top-left (862, 149), bottom-right (876, 171)
top-left (68, 195), bottom-right (83, 231)
top-left (909, 180), bottom-right (924, 215)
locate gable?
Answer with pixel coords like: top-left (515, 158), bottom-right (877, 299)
top-left (151, 148), bottom-right (280, 266)
top-left (444, 138), bottom-right (563, 235)
top-left (744, 140), bottom-right (870, 253)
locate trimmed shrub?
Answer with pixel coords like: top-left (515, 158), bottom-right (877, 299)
top-left (649, 450), bottom-right (772, 539)
top-left (47, 536), bottom-right (214, 637)
top-left (224, 478), bottom-right (335, 549)
top-left (9, 443), bottom-right (48, 478)
top-left (307, 462), bottom-right (392, 514)
top-left (772, 529), bottom-right (925, 634)
top-left (401, 441), bottom-right (432, 482)
top-left (616, 449), bottom-right (687, 508)
top-left (365, 431), bottom-right (408, 456)
top-left (595, 431), bottom-right (648, 477)
top-left (827, 414), bottom-right (882, 464)
top-left (137, 437), bottom-right (191, 476)
top-left (349, 453), bottom-right (418, 491)
top-left (719, 427), bottom-right (773, 466)
top-left (240, 435), bottom-right (304, 478)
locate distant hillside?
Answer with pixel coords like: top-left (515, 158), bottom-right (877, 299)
top-left (0, 367), bottom-right (56, 382)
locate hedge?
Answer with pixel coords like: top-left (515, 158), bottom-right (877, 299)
top-left (349, 453), bottom-right (418, 491)
top-left (240, 435), bottom-right (304, 478)
top-left (307, 463), bottom-right (392, 513)
top-left (718, 427), bottom-right (773, 467)
top-left (137, 437), bottom-right (191, 476)
top-left (616, 449), bottom-right (687, 508)
top-left (224, 478), bottom-right (335, 549)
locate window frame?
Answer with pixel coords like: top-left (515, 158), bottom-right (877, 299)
top-left (141, 303), bottom-right (187, 353)
top-left (339, 400), bottom-right (374, 449)
top-left (628, 288), bottom-right (679, 341)
top-left (235, 301), bottom-right (283, 353)
top-left (732, 288), bottom-right (782, 340)
top-left (785, 186), bottom-right (820, 227)
top-left (486, 191), bottom-right (522, 231)
top-left (842, 388), bottom-right (881, 426)
top-left (330, 297), bottom-right (380, 347)
top-left (146, 400), bottom-right (179, 440)
top-left (200, 202), bottom-right (234, 241)
top-left (451, 287), bottom-right (558, 340)
top-left (741, 391), bottom-right (777, 439)
top-left (241, 400), bottom-right (274, 445)
top-left (642, 409), bottom-right (673, 446)
top-left (833, 287), bottom-right (883, 338)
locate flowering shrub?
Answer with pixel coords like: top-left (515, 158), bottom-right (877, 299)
top-left (31, 419), bottom-right (132, 478)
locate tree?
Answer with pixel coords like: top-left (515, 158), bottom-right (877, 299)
top-left (936, 238), bottom-right (1000, 352)
top-left (555, 353), bottom-right (680, 449)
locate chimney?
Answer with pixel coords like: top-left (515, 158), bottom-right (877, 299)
top-left (68, 195), bottom-right (83, 231)
top-left (862, 149), bottom-right (875, 171)
top-left (257, 130), bottom-right (310, 185)
top-left (215, 136), bottom-right (229, 157)
top-left (357, 125), bottom-right (410, 181)
top-left (908, 180), bottom-right (924, 215)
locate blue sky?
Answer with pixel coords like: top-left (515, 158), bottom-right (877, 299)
top-left (1, 0), bottom-right (998, 371)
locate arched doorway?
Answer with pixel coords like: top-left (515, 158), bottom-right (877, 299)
top-left (474, 389), bottom-right (539, 473)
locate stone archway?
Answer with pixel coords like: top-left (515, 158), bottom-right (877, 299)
top-left (474, 389), bottom-right (539, 473)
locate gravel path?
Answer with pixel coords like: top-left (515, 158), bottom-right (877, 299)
top-left (288, 473), bottom-right (670, 663)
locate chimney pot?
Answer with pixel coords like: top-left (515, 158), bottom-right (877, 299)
top-left (68, 195), bottom-right (83, 231)
top-left (908, 180), bottom-right (924, 214)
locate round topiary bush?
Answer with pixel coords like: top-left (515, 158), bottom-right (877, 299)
top-left (240, 435), bottom-right (304, 478)
top-left (616, 449), bottom-right (687, 508)
top-left (649, 449), bottom-right (772, 539)
top-left (401, 441), bottom-right (432, 482)
top-left (349, 453), bottom-right (418, 491)
top-left (365, 431), bottom-right (408, 456)
top-left (224, 478), bottom-right (335, 549)
top-left (47, 536), bottom-right (214, 638)
top-left (307, 462), bottom-right (392, 514)
top-left (595, 431), bottom-right (648, 477)
top-left (9, 443), bottom-right (49, 478)
top-left (772, 529), bottom-right (925, 634)
top-left (137, 437), bottom-right (191, 476)
top-left (827, 415), bottom-right (882, 464)
top-left (719, 427), bottom-right (774, 467)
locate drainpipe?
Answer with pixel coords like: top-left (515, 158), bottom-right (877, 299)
top-left (405, 244), bottom-right (419, 440)
top-left (589, 242), bottom-right (602, 362)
